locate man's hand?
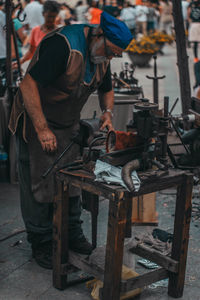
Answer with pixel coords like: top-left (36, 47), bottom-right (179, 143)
top-left (12, 61), bottom-right (18, 69)
top-left (37, 127), bottom-right (57, 153)
top-left (100, 111), bottom-right (114, 131)
top-left (20, 74), bottom-right (57, 153)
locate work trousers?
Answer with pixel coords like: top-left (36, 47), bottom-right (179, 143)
top-left (16, 125), bottom-right (83, 247)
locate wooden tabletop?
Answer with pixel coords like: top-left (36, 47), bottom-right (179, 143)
top-left (57, 167), bottom-right (191, 197)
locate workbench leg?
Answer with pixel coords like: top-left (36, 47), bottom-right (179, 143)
top-left (125, 193), bottom-right (132, 238)
top-left (82, 191), bottom-right (99, 249)
top-left (53, 179), bottom-right (69, 290)
top-left (101, 192), bottom-right (127, 300)
top-left (91, 195), bottom-right (99, 249)
top-left (168, 174), bottom-right (193, 298)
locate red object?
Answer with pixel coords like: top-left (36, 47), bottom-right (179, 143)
top-left (106, 130), bottom-right (141, 152)
top-left (88, 7), bottom-right (102, 24)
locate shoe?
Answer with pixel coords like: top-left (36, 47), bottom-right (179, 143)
top-left (32, 241), bottom-right (52, 269)
top-left (194, 58), bottom-right (199, 63)
top-left (69, 235), bottom-right (93, 255)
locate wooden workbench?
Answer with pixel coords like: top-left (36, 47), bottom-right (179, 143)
top-left (53, 168), bottom-right (193, 299)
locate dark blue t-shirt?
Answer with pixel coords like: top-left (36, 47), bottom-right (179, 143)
top-left (189, 1), bottom-right (200, 22)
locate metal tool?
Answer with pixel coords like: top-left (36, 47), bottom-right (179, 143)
top-left (42, 139), bottom-right (76, 179)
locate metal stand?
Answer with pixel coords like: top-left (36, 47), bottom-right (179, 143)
top-left (146, 56), bottom-right (165, 105)
top-left (4, 0), bottom-right (24, 183)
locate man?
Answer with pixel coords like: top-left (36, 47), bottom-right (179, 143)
top-left (9, 11), bottom-right (132, 269)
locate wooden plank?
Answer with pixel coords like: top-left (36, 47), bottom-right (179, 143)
top-left (53, 180), bottom-right (69, 290)
top-left (125, 193), bottom-right (132, 238)
top-left (136, 173), bottom-right (184, 196)
top-left (67, 251), bottom-right (105, 281)
top-left (130, 244), bottom-right (179, 273)
top-left (132, 193), bottom-right (158, 224)
top-left (101, 192), bottom-right (127, 300)
top-left (121, 268), bottom-right (168, 293)
top-left (168, 174), bottom-right (193, 297)
top-left (65, 242), bottom-right (136, 280)
top-left (57, 173), bottom-right (117, 201)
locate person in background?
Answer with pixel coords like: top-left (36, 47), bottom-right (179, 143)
top-left (86, 0), bottom-right (102, 24)
top-left (22, 0), bottom-right (44, 33)
top-left (13, 0), bottom-right (60, 68)
top-left (103, 4), bottom-right (121, 18)
top-left (75, 1), bottom-right (89, 24)
top-left (159, 0), bottom-right (173, 34)
top-left (188, 0), bottom-right (200, 62)
top-left (135, 1), bottom-right (149, 36)
top-left (146, 0), bottom-right (160, 33)
top-left (0, 1), bottom-right (6, 69)
top-left (56, 3), bottom-right (75, 26)
top-left (12, 6), bottom-right (27, 59)
top-left (135, 0), bottom-right (144, 5)
top-left (120, 1), bottom-right (136, 37)
top-left (181, 0), bottom-right (190, 47)
top-left (193, 60), bottom-right (200, 97)
top-left (0, 2), bottom-right (24, 70)
top-left (8, 11), bottom-right (132, 270)
top-left (182, 0), bottom-right (190, 28)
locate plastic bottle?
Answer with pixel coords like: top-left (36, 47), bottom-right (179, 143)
top-left (0, 145), bottom-right (9, 182)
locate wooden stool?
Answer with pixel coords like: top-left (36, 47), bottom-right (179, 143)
top-left (53, 169), bottom-right (193, 299)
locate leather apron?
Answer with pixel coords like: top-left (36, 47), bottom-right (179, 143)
top-left (9, 24), bottom-right (109, 202)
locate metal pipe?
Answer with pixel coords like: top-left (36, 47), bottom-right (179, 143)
top-left (121, 159), bottom-right (141, 192)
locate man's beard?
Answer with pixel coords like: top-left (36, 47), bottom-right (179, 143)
top-left (90, 39), bottom-right (107, 64)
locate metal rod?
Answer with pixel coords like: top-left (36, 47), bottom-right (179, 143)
top-left (164, 96), bottom-right (169, 118)
top-left (42, 140), bottom-right (75, 178)
top-left (146, 56), bottom-right (165, 105)
top-left (169, 97), bottom-right (179, 115)
top-left (169, 118), bottom-right (190, 155)
top-left (114, 99), bottom-right (140, 105)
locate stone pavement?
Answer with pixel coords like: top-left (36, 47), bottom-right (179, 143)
top-left (0, 44), bottom-right (200, 300)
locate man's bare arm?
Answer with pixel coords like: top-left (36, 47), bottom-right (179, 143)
top-left (20, 73), bottom-right (57, 152)
top-left (98, 89), bottom-right (114, 131)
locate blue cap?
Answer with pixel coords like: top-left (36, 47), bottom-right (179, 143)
top-left (100, 11), bottom-right (133, 49)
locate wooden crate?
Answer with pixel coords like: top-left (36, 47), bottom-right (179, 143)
top-left (132, 193), bottom-right (158, 225)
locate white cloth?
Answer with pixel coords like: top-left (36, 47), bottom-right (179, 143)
top-left (0, 10), bottom-right (6, 59)
top-left (135, 5), bottom-right (148, 22)
top-left (189, 22), bottom-right (200, 42)
top-left (181, 1), bottom-right (189, 21)
top-left (94, 159), bottom-right (141, 192)
top-left (23, 1), bottom-right (44, 30)
top-left (75, 5), bottom-right (89, 23)
top-left (120, 7), bottom-right (137, 30)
